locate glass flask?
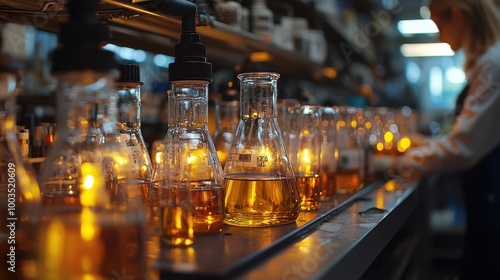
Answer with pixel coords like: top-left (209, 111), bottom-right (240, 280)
top-left (335, 106), bottom-right (363, 194)
top-left (35, 1), bottom-right (149, 279)
top-left (157, 142), bottom-right (194, 246)
top-left (224, 72), bottom-right (300, 227)
top-left (288, 105), bottom-right (322, 211)
top-left (213, 84), bottom-right (239, 168)
top-left (115, 64), bottom-right (153, 213)
top-left (161, 80), bottom-right (224, 235)
top-left (0, 47), bottom-right (41, 280)
top-left (319, 106), bottom-right (338, 201)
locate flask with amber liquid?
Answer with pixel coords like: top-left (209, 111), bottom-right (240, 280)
top-left (224, 72), bottom-right (301, 227)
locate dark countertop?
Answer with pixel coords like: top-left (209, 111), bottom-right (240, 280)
top-left (151, 178), bottom-right (420, 280)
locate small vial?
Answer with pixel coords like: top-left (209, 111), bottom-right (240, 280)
top-left (17, 127), bottom-right (30, 160)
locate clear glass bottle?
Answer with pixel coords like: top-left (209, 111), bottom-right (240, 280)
top-left (0, 47), bottom-right (41, 279)
top-left (213, 82), bottom-right (239, 168)
top-left (163, 80), bottom-right (225, 234)
top-left (35, 1), bottom-right (148, 279)
top-left (115, 64), bottom-right (153, 213)
top-left (224, 72), bottom-right (300, 227)
top-left (37, 1), bottom-right (123, 209)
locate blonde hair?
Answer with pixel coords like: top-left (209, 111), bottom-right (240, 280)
top-left (429, 0), bottom-right (500, 70)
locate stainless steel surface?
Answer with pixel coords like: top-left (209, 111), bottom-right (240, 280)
top-left (154, 179), bottom-right (420, 279)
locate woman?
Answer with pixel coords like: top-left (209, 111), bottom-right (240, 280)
top-left (390, 0), bottom-right (500, 279)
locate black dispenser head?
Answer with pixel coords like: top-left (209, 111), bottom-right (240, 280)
top-left (117, 64), bottom-right (142, 84)
top-left (168, 32), bottom-right (212, 82)
top-left (50, 0), bottom-right (118, 73)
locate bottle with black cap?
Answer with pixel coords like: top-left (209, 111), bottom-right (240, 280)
top-left (36, 1), bottom-right (148, 278)
top-left (115, 63), bottom-right (153, 217)
top-left (157, 11), bottom-right (225, 236)
top-left (38, 0), bottom-right (121, 208)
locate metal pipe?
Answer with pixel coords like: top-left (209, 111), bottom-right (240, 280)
top-left (157, 0), bottom-right (196, 33)
top-left (100, 0), bottom-right (168, 19)
top-left (101, 0), bottom-right (197, 33)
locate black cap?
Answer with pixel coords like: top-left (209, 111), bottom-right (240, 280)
top-left (50, 0), bottom-right (118, 73)
top-left (168, 32), bottom-right (212, 82)
top-left (117, 64), bottom-right (142, 84)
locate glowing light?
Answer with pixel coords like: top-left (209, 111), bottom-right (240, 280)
top-left (384, 131), bottom-right (394, 143)
top-left (400, 43), bottom-right (455, 57)
top-left (397, 137), bottom-right (412, 153)
top-left (250, 51), bottom-right (272, 62)
top-left (397, 19), bottom-right (438, 35)
top-left (80, 208), bottom-right (97, 241)
top-left (376, 142), bottom-right (384, 151)
top-left (80, 163), bottom-right (106, 206)
top-left (44, 221), bottom-right (65, 270)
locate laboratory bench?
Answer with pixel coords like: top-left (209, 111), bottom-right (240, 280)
top-left (153, 178), bottom-right (433, 280)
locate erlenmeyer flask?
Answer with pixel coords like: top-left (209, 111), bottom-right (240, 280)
top-left (162, 81), bottom-right (225, 235)
top-left (224, 72), bottom-right (300, 227)
top-left (115, 64), bottom-right (153, 213)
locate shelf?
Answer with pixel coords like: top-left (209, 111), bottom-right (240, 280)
top-left (0, 0), bottom-right (374, 88)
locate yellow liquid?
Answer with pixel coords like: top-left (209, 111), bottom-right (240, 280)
top-left (320, 171), bottom-right (336, 201)
top-left (111, 181), bottom-right (150, 211)
top-left (160, 205), bottom-right (194, 246)
top-left (41, 193), bottom-right (80, 207)
top-left (295, 175), bottom-right (320, 211)
top-left (37, 211), bottom-right (147, 280)
top-left (336, 169), bottom-right (362, 194)
top-left (191, 186), bottom-right (224, 234)
top-left (156, 185), bottom-right (224, 235)
top-left (224, 175), bottom-right (301, 227)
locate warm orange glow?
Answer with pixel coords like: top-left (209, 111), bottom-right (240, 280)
top-left (250, 52), bottom-right (272, 62)
top-left (397, 137), bottom-right (411, 153)
top-left (322, 67), bottom-right (337, 79)
top-left (384, 131), bottom-right (394, 143)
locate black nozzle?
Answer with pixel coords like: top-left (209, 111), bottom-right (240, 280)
top-left (169, 32), bottom-right (212, 82)
top-left (157, 0), bottom-right (212, 82)
top-left (158, 0), bottom-right (197, 33)
top-left (51, 0), bottom-right (118, 73)
top-left (117, 64), bottom-right (142, 84)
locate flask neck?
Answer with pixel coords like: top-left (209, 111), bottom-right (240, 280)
top-left (169, 80), bottom-right (210, 130)
top-left (238, 73), bottom-right (279, 120)
top-left (116, 82), bottom-right (142, 131)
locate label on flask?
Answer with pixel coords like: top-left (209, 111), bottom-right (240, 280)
top-left (227, 152), bottom-right (271, 168)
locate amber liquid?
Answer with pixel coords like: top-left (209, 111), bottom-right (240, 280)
top-left (157, 184), bottom-right (223, 235)
top-left (191, 186), bottom-right (224, 234)
top-left (37, 211), bottom-right (147, 280)
top-left (224, 175), bottom-right (301, 227)
top-left (41, 192), bottom-right (80, 207)
top-left (295, 175), bottom-right (320, 211)
top-left (159, 205), bottom-right (194, 246)
top-left (111, 180), bottom-right (150, 211)
top-left (336, 169), bottom-right (362, 194)
top-left (320, 171), bottom-right (336, 201)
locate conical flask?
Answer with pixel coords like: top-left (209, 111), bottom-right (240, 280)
top-left (115, 64), bottom-right (153, 213)
top-left (224, 72), bottom-right (300, 227)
